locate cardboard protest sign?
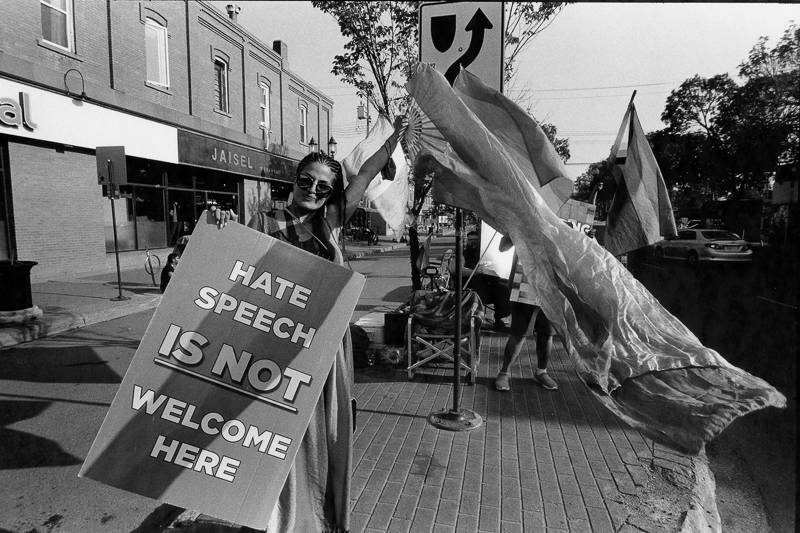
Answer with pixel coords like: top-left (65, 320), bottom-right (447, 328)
top-left (79, 212), bottom-right (365, 529)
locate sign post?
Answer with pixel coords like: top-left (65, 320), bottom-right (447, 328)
top-left (96, 146), bottom-right (129, 301)
top-left (419, 1), bottom-right (504, 433)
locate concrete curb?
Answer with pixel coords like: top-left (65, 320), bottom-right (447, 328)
top-left (343, 242), bottom-right (407, 260)
top-left (0, 295), bottom-right (162, 349)
top-left (680, 453), bottom-right (721, 533)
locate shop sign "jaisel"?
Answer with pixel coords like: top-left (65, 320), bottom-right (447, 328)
top-left (178, 130), bottom-right (297, 183)
top-left (0, 92), bottom-right (36, 130)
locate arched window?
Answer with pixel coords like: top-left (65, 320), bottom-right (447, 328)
top-left (260, 82), bottom-right (271, 133)
top-left (299, 102), bottom-right (308, 144)
top-left (214, 58), bottom-right (229, 113)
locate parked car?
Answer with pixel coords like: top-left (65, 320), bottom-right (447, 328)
top-left (653, 229), bottom-right (753, 266)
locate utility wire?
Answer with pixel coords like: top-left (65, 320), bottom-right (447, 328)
top-left (507, 81), bottom-right (680, 93)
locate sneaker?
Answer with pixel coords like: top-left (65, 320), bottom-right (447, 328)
top-left (533, 370), bottom-right (558, 391)
top-left (495, 372), bottom-right (510, 391)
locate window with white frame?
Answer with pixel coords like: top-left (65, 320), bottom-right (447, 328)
top-left (40, 0), bottom-right (74, 52)
top-left (299, 103), bottom-right (308, 144)
top-left (145, 18), bottom-right (169, 88)
top-left (214, 58), bottom-right (229, 113)
top-left (260, 83), bottom-right (271, 132)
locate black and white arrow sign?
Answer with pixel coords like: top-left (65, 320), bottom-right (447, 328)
top-left (420, 2), bottom-right (504, 92)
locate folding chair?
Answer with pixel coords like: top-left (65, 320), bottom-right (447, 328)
top-left (403, 289), bottom-right (484, 384)
top-left (422, 249), bottom-right (453, 292)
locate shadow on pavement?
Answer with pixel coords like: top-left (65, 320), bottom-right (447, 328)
top-left (0, 345), bottom-right (123, 384)
top-left (0, 401), bottom-right (82, 469)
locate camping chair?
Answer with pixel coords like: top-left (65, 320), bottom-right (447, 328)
top-left (422, 248), bottom-right (453, 292)
top-left (402, 289), bottom-right (484, 384)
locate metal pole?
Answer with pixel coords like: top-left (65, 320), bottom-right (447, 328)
top-left (426, 207), bottom-right (482, 432)
top-left (452, 208), bottom-right (462, 412)
top-left (108, 160), bottom-right (129, 301)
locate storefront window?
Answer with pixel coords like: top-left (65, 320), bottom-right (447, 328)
top-left (104, 157), bottom-right (244, 253)
top-left (134, 186), bottom-right (167, 249)
top-left (167, 190), bottom-right (195, 246)
top-left (103, 194), bottom-right (136, 252)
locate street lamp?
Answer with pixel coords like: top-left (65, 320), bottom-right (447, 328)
top-left (328, 136), bottom-right (337, 157)
top-left (308, 137), bottom-right (317, 153)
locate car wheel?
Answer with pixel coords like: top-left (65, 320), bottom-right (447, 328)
top-left (687, 251), bottom-right (698, 267)
top-left (654, 247), bottom-right (664, 259)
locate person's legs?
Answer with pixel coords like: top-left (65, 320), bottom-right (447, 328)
top-left (489, 277), bottom-right (511, 329)
top-left (532, 311), bottom-right (558, 390)
top-left (496, 302), bottom-right (534, 391)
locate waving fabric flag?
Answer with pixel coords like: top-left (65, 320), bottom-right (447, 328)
top-left (605, 101), bottom-right (677, 256)
top-left (421, 68), bottom-right (575, 217)
top-left (341, 116), bottom-right (413, 239)
top-left (406, 64), bottom-right (785, 453)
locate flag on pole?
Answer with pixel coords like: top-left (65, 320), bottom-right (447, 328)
top-left (426, 68), bottom-right (575, 216)
top-left (341, 116), bottom-right (413, 240)
top-left (605, 99), bottom-right (677, 256)
top-left (405, 64), bottom-right (784, 453)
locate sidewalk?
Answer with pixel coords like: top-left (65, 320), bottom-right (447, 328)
top-left (0, 236), bottom-right (408, 350)
top-left (0, 236), bottom-right (719, 533)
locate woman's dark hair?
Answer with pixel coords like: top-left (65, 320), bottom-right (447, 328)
top-left (296, 152), bottom-right (344, 204)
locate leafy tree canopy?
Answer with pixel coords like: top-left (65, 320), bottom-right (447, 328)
top-left (581, 22), bottom-right (798, 211)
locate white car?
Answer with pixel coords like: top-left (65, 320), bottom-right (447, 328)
top-left (653, 229), bottom-right (753, 266)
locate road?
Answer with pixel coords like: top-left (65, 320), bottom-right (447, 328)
top-left (628, 248), bottom-right (796, 533)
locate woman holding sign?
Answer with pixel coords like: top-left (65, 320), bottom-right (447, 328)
top-left (214, 114), bottom-right (406, 533)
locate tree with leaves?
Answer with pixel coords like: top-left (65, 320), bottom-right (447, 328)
top-left (659, 23), bottom-right (798, 200)
top-left (504, 2), bottom-right (570, 85)
top-left (312, 1), bottom-right (420, 118)
top-left (314, 1), bottom-right (573, 288)
top-left (581, 23), bottom-right (798, 218)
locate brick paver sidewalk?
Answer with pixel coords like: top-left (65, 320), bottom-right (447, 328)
top-left (351, 330), bottom-right (696, 533)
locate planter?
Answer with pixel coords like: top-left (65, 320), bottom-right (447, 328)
top-left (0, 260), bottom-right (38, 312)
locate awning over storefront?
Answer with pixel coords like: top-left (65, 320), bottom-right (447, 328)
top-left (178, 130), bottom-right (297, 183)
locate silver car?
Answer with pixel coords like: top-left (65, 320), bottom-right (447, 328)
top-left (653, 228), bottom-right (753, 266)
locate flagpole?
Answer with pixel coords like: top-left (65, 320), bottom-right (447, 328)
top-left (427, 207), bottom-right (483, 432)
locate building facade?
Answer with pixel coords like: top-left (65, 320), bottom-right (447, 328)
top-left (0, 1), bottom-right (333, 279)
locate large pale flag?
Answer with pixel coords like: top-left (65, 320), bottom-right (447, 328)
top-left (416, 68), bottom-right (575, 217)
top-left (406, 64), bottom-right (785, 453)
top-left (341, 116), bottom-right (413, 239)
top-left (605, 101), bottom-right (677, 255)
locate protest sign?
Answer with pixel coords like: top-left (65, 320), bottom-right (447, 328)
top-left (79, 212), bottom-right (365, 529)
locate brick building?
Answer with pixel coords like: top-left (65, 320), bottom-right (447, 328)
top-left (1, 1), bottom-right (334, 280)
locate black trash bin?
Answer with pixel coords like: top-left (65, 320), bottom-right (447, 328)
top-left (0, 260), bottom-right (38, 311)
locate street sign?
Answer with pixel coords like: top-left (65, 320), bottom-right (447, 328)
top-left (419, 2), bottom-right (504, 92)
top-left (96, 145), bottom-right (127, 186)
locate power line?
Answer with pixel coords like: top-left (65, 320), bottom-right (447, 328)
top-left (507, 81), bottom-right (680, 93)
top-left (530, 90), bottom-right (671, 101)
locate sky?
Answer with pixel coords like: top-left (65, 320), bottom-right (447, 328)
top-left (210, 1), bottom-right (796, 180)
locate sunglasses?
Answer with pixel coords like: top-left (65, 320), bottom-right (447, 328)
top-left (295, 174), bottom-right (333, 198)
